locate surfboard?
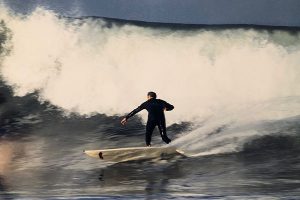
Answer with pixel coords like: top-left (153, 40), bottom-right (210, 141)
top-left (84, 146), bottom-right (185, 162)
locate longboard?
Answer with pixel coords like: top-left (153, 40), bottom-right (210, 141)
top-left (84, 146), bottom-right (185, 162)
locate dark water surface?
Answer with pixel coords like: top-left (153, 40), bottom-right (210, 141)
top-left (0, 91), bottom-right (299, 199)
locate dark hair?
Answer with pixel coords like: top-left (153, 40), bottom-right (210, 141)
top-left (147, 91), bottom-right (157, 99)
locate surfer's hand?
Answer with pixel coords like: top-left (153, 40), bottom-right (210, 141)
top-left (121, 118), bottom-right (127, 125)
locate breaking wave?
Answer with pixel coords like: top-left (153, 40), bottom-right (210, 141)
top-left (0, 6), bottom-right (300, 156)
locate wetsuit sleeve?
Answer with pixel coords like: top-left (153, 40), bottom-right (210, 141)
top-left (163, 101), bottom-right (174, 111)
top-left (125, 102), bottom-right (146, 120)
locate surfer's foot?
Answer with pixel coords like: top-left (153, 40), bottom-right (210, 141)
top-left (165, 139), bottom-right (171, 144)
top-left (147, 144), bottom-right (151, 147)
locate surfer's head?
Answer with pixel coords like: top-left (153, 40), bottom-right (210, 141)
top-left (147, 91), bottom-right (157, 99)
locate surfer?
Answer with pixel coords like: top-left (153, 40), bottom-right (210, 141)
top-left (121, 92), bottom-right (174, 147)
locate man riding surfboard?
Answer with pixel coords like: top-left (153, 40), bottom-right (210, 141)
top-left (121, 92), bottom-right (174, 146)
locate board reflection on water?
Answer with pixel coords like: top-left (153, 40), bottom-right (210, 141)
top-left (93, 149), bottom-right (300, 197)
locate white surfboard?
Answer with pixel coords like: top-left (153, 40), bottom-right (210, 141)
top-left (84, 146), bottom-right (185, 162)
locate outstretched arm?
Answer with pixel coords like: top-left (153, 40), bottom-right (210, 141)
top-left (125, 105), bottom-right (144, 119)
top-left (121, 103), bottom-right (145, 125)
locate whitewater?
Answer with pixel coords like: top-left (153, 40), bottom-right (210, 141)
top-left (0, 5), bottom-right (300, 199)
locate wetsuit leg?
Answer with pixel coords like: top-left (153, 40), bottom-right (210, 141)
top-left (145, 120), bottom-right (156, 146)
top-left (157, 120), bottom-right (171, 144)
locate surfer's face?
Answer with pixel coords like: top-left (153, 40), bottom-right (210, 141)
top-left (147, 95), bottom-right (152, 100)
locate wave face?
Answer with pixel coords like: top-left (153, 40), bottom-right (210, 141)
top-left (0, 5), bottom-right (300, 199)
top-left (1, 7), bottom-right (300, 153)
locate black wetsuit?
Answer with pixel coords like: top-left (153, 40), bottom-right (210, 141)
top-left (125, 98), bottom-right (174, 146)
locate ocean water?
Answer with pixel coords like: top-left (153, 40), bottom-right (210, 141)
top-left (0, 4), bottom-right (300, 200)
